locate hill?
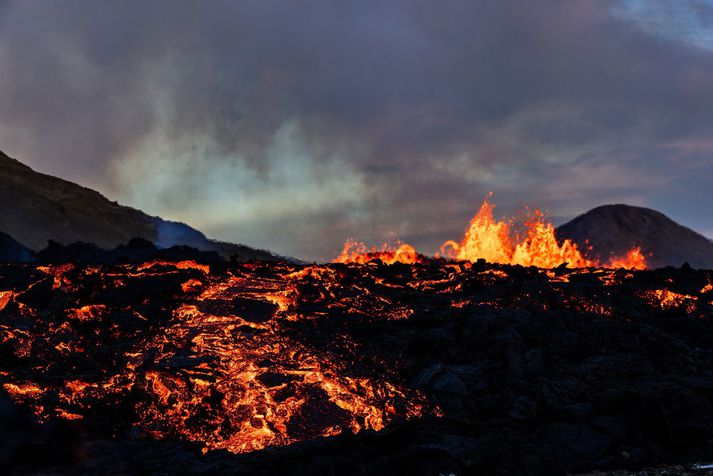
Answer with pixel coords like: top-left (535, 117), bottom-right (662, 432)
top-left (0, 231), bottom-right (34, 262)
top-left (557, 204), bottom-right (713, 269)
top-left (0, 150), bottom-right (278, 261)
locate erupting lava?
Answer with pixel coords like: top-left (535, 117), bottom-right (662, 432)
top-left (336, 196), bottom-right (647, 269)
top-left (334, 239), bottom-right (425, 265)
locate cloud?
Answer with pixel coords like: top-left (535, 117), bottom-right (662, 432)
top-left (114, 119), bottom-right (368, 259)
top-left (612, 0), bottom-right (713, 51)
top-left (0, 0), bottom-right (712, 259)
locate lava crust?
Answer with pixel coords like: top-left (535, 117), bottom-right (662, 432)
top-left (1, 259), bottom-right (713, 475)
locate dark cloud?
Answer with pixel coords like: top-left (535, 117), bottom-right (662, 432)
top-left (0, 0), bottom-right (712, 260)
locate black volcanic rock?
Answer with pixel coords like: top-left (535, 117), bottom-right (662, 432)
top-left (557, 204), bottom-right (713, 269)
top-left (2, 260), bottom-right (713, 475)
top-left (35, 240), bottom-right (104, 264)
top-left (34, 237), bottom-right (225, 266)
top-left (0, 150), bottom-right (278, 261)
top-left (0, 232), bottom-right (34, 263)
top-left (0, 389), bottom-right (82, 472)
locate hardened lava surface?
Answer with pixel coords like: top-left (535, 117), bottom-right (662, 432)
top-left (2, 259), bottom-right (713, 475)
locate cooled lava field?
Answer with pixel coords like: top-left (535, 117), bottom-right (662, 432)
top-left (2, 258), bottom-right (713, 475)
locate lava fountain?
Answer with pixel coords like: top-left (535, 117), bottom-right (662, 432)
top-left (336, 196), bottom-right (647, 269)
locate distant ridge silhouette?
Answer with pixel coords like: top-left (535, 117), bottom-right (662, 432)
top-left (0, 150), bottom-right (279, 262)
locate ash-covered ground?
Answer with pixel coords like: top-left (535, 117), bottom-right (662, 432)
top-left (1, 258), bottom-right (713, 475)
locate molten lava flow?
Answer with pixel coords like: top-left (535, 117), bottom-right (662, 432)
top-left (334, 239), bottom-right (423, 265)
top-left (0, 290), bottom-right (13, 311)
top-left (1, 257), bottom-right (710, 458)
top-left (134, 275), bottom-right (433, 454)
top-left (336, 196), bottom-right (647, 269)
top-left (0, 261), bottom-right (434, 455)
top-left (138, 260), bottom-right (211, 274)
top-left (608, 247), bottom-right (646, 270)
top-left (638, 288), bottom-right (698, 312)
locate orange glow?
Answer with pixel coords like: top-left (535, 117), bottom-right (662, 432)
top-left (129, 272), bottom-right (435, 454)
top-left (0, 290), bottom-right (13, 311)
top-left (443, 201), bottom-right (594, 268)
top-left (608, 247), bottom-right (646, 270)
top-left (335, 196), bottom-right (647, 269)
top-left (3, 256), bottom-right (707, 457)
top-left (138, 260), bottom-right (210, 274)
top-left (334, 239), bottom-right (424, 265)
top-left (67, 304), bottom-right (106, 322)
top-left (180, 278), bottom-right (204, 293)
top-left (638, 289), bottom-right (697, 312)
top-left (3, 381), bottom-right (43, 397)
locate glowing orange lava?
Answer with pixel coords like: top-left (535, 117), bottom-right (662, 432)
top-left (336, 196), bottom-right (647, 269)
top-left (608, 247), bottom-right (646, 270)
top-left (334, 239), bottom-right (423, 265)
top-left (2, 255), bottom-right (708, 458)
top-left (638, 288), bottom-right (697, 312)
top-left (1, 261), bottom-right (436, 455)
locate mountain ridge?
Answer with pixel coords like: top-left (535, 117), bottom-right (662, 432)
top-left (0, 150), bottom-right (279, 261)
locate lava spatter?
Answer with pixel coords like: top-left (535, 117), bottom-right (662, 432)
top-left (336, 196), bottom-right (647, 269)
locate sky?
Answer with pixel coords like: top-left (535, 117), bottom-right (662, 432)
top-left (0, 0), bottom-right (712, 261)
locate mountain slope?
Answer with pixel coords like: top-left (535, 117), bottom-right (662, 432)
top-left (0, 231), bottom-right (34, 262)
top-left (0, 150), bottom-right (278, 261)
top-left (556, 204), bottom-right (713, 269)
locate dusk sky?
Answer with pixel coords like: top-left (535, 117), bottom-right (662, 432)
top-left (1, 0), bottom-right (712, 261)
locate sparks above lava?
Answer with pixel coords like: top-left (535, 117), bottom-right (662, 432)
top-left (335, 196), bottom-right (647, 269)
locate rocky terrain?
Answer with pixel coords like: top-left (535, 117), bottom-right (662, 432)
top-left (557, 205), bottom-right (713, 270)
top-left (0, 150), bottom-right (277, 262)
top-left (1, 257), bottom-right (713, 475)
